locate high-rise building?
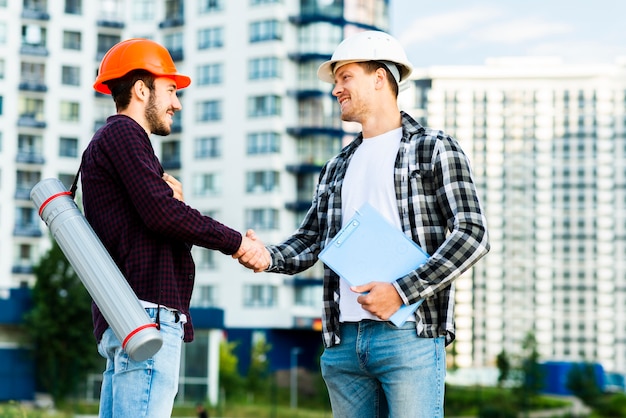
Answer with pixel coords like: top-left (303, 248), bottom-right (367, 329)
top-left (401, 56), bottom-right (626, 374)
top-left (0, 0), bottom-right (391, 402)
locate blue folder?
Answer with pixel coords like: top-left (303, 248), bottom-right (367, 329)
top-left (318, 202), bottom-right (429, 326)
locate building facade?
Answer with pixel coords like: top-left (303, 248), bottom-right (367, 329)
top-left (0, 0), bottom-right (390, 402)
top-left (401, 57), bottom-right (626, 374)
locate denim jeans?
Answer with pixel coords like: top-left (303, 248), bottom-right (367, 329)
top-left (321, 320), bottom-right (446, 418)
top-left (97, 307), bottom-right (184, 418)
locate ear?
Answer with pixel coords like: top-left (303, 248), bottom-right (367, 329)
top-left (132, 79), bottom-right (149, 102)
top-left (374, 67), bottom-right (387, 90)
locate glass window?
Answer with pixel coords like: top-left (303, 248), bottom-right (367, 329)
top-left (193, 173), bottom-right (221, 196)
top-left (22, 24), bottom-right (47, 47)
top-left (245, 208), bottom-right (279, 230)
top-left (97, 33), bottom-right (121, 56)
top-left (246, 171), bottom-right (280, 193)
top-left (62, 30), bottom-right (81, 50)
top-left (243, 284), bottom-right (277, 307)
top-left (199, 0), bottom-right (223, 13)
top-left (59, 137), bottom-right (78, 158)
top-left (0, 22), bottom-right (7, 45)
top-left (165, 0), bottom-right (183, 19)
top-left (60, 101), bottom-right (80, 122)
top-left (0, 95), bottom-right (2, 115)
top-left (249, 57), bottom-right (281, 80)
top-left (195, 136), bottom-right (221, 158)
top-left (132, 0), bottom-right (154, 20)
top-left (198, 27), bottom-right (223, 49)
top-left (246, 132), bottom-right (281, 155)
top-left (250, 0), bottom-right (281, 4)
top-left (197, 100), bottom-right (222, 122)
top-left (0, 58), bottom-right (4, 79)
top-left (248, 95), bottom-right (281, 117)
top-left (197, 63), bottom-right (223, 85)
top-left (61, 65), bottom-right (80, 86)
top-left (257, 20), bottom-right (282, 42)
top-left (249, 20), bottom-right (282, 42)
top-left (64, 0), bottom-right (82, 14)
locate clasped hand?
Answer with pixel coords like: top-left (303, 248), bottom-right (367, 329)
top-left (232, 230), bottom-right (271, 273)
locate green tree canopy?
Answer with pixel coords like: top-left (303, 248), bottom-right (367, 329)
top-left (23, 238), bottom-right (101, 405)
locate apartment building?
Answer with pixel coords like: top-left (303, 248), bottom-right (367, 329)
top-left (0, 0), bottom-right (391, 403)
top-left (401, 57), bottom-right (626, 374)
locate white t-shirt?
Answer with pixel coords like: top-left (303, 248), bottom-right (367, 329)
top-left (339, 127), bottom-right (409, 322)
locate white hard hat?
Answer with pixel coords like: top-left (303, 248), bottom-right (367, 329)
top-left (317, 30), bottom-right (414, 84)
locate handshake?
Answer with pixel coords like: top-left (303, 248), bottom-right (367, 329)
top-left (163, 172), bottom-right (271, 273)
top-left (232, 230), bottom-right (271, 273)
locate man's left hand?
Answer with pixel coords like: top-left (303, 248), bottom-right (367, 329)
top-left (352, 282), bottom-right (403, 320)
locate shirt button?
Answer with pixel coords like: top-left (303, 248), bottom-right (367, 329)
top-left (189, 274), bottom-right (194, 280)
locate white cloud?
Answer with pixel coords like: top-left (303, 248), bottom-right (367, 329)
top-left (396, 6), bottom-right (504, 45)
top-left (471, 18), bottom-right (572, 43)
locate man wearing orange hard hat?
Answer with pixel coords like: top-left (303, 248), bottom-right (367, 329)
top-left (80, 38), bottom-right (268, 418)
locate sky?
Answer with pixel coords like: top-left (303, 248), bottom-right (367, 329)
top-left (389, 0), bottom-right (626, 68)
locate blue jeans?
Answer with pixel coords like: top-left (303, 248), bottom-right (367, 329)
top-left (97, 308), bottom-right (184, 418)
top-left (321, 320), bottom-right (446, 418)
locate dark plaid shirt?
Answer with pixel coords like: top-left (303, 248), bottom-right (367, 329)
top-left (81, 115), bottom-right (242, 343)
top-left (267, 112), bottom-right (490, 348)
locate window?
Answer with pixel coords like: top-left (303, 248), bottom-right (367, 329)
top-left (248, 95), bottom-right (281, 117)
top-left (165, 0), bottom-right (183, 19)
top-left (97, 34), bottom-right (121, 57)
top-left (22, 24), bottom-right (46, 47)
top-left (64, 0), bottom-right (82, 14)
top-left (246, 171), bottom-right (280, 193)
top-left (197, 63), bottom-right (223, 85)
top-left (195, 249), bottom-right (216, 271)
top-left (15, 207), bottom-right (39, 236)
top-left (132, 0), bottom-right (154, 20)
top-left (249, 57), bottom-right (281, 80)
top-left (245, 208), bottom-right (279, 230)
top-left (0, 95), bottom-right (2, 116)
top-left (161, 140), bottom-right (180, 168)
top-left (18, 97), bottom-right (44, 121)
top-left (250, 0), bottom-right (281, 4)
top-left (198, 27), bottom-right (223, 49)
top-left (191, 284), bottom-right (216, 306)
top-left (20, 62), bottom-right (45, 87)
top-left (247, 132), bottom-right (280, 154)
top-left (243, 284), bottom-right (277, 307)
top-left (249, 20), bottom-right (282, 42)
top-left (59, 137), bottom-right (78, 158)
top-left (199, 0), bottom-right (223, 13)
top-left (61, 65), bottom-right (80, 86)
top-left (60, 101), bottom-right (80, 122)
top-left (197, 100), bottom-right (222, 122)
top-left (99, 0), bottom-right (123, 20)
top-left (0, 22), bottom-right (6, 45)
top-left (164, 32), bottom-right (183, 59)
top-left (17, 134), bottom-right (43, 162)
top-left (0, 58), bottom-right (4, 79)
top-left (194, 173), bottom-right (221, 196)
top-left (63, 30), bottom-right (81, 50)
top-left (195, 136), bottom-right (221, 158)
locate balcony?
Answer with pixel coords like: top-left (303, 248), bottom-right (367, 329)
top-left (21, 8), bottom-right (50, 20)
top-left (159, 17), bottom-right (184, 29)
top-left (19, 81), bottom-right (47, 92)
top-left (96, 19), bottom-right (125, 29)
top-left (19, 44), bottom-right (49, 56)
top-left (161, 156), bottom-right (181, 170)
top-left (13, 224), bottom-right (42, 238)
top-left (286, 126), bottom-right (343, 137)
top-left (16, 151), bottom-right (45, 165)
top-left (17, 114), bottom-right (46, 129)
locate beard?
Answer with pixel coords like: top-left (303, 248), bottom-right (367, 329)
top-left (145, 94), bottom-right (172, 136)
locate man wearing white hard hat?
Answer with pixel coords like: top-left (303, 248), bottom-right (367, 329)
top-left (240, 30), bottom-right (489, 417)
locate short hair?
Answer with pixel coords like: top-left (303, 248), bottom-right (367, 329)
top-left (360, 61), bottom-right (399, 97)
top-left (104, 70), bottom-right (156, 111)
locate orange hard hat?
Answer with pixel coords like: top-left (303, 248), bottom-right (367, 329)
top-left (93, 38), bottom-right (191, 94)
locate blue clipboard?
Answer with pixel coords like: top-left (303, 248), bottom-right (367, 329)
top-left (318, 203), bottom-right (428, 326)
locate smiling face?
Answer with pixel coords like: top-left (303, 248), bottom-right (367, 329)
top-left (144, 76), bottom-right (181, 136)
top-left (331, 62), bottom-right (377, 124)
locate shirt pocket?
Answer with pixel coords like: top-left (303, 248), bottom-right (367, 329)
top-left (410, 163), bottom-right (437, 196)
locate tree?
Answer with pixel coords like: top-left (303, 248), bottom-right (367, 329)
top-left (496, 349), bottom-right (511, 388)
top-left (566, 362), bottom-right (603, 408)
top-left (246, 339), bottom-right (271, 396)
top-left (23, 239), bottom-right (101, 405)
top-left (219, 340), bottom-right (244, 400)
top-left (513, 331), bottom-right (544, 413)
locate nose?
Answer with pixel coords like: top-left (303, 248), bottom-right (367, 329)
top-left (173, 94), bottom-right (182, 111)
top-left (332, 83), bottom-right (342, 97)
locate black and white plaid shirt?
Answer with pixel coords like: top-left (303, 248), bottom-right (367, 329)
top-left (267, 111), bottom-right (489, 348)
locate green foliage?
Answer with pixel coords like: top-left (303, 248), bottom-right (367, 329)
top-left (22, 239), bottom-right (101, 405)
top-left (566, 362), bottom-right (603, 408)
top-left (219, 340), bottom-right (244, 399)
top-left (245, 339), bottom-right (271, 395)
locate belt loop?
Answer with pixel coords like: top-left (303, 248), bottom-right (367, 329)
top-left (174, 311), bottom-right (180, 323)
